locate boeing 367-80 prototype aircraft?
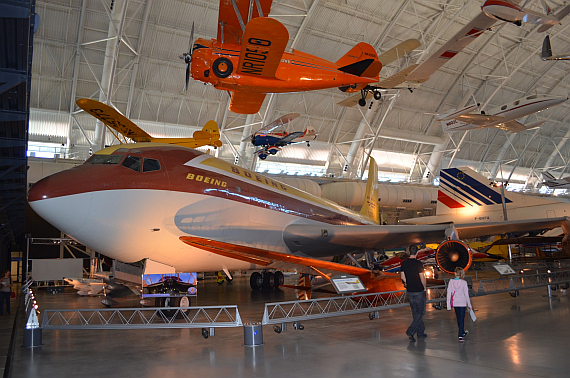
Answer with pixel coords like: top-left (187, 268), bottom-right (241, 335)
top-left (28, 144), bottom-right (570, 291)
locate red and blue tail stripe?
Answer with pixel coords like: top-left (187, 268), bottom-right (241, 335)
top-left (439, 168), bottom-right (512, 208)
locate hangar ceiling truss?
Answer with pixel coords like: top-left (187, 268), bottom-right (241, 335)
top-left (26, 0), bottom-right (570, 188)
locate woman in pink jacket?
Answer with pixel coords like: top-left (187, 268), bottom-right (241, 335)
top-left (447, 267), bottom-right (472, 341)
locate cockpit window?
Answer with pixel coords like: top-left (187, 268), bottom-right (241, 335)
top-left (143, 158), bottom-right (161, 173)
top-left (527, 95), bottom-right (537, 100)
top-left (122, 155), bottom-right (141, 172)
top-left (86, 154), bottom-right (124, 164)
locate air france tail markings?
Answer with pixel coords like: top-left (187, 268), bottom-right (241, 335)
top-left (439, 168), bottom-right (512, 208)
top-left (437, 190), bottom-right (465, 209)
top-left (439, 181), bottom-right (480, 207)
top-left (440, 171), bottom-right (489, 206)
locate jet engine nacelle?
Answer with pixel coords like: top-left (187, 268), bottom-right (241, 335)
top-left (435, 240), bottom-right (473, 275)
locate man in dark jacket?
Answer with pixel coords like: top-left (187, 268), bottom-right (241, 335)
top-left (400, 246), bottom-right (427, 342)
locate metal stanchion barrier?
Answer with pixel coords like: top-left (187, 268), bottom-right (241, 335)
top-left (243, 322), bottom-right (263, 346)
top-left (23, 289), bottom-right (42, 348)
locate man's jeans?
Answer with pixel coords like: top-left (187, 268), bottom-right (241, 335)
top-left (406, 291), bottom-right (426, 337)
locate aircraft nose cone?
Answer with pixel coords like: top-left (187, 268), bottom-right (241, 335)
top-left (28, 168), bottom-right (93, 236)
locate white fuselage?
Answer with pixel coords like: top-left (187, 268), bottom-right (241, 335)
top-left (482, 1), bottom-right (559, 26)
top-left (406, 200), bottom-right (570, 225)
top-left (443, 95), bottom-right (566, 132)
top-left (31, 189), bottom-right (317, 272)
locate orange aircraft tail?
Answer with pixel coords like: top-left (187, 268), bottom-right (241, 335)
top-left (336, 42), bottom-right (382, 79)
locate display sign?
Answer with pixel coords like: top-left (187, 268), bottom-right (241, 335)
top-left (141, 272), bottom-right (198, 297)
top-left (492, 263), bottom-right (517, 276)
top-left (330, 275), bottom-right (367, 294)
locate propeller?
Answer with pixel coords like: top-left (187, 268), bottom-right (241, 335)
top-left (179, 22), bottom-right (195, 91)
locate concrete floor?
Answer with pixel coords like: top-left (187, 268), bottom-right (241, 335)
top-left (5, 274), bottom-right (570, 378)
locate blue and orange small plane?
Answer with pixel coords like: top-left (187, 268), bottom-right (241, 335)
top-left (180, 0), bottom-right (420, 114)
top-left (244, 113), bottom-right (317, 159)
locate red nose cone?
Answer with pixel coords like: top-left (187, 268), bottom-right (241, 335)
top-left (28, 166), bottom-right (94, 202)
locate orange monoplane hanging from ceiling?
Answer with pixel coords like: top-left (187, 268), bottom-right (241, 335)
top-left (180, 0), bottom-right (418, 114)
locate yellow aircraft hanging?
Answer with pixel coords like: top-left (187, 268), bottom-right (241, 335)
top-left (76, 98), bottom-right (222, 148)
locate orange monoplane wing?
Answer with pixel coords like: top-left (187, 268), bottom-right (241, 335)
top-left (76, 98), bottom-right (152, 142)
top-left (229, 91), bottom-right (267, 114)
top-left (218, 0), bottom-right (273, 44)
top-left (179, 236), bottom-right (371, 277)
top-left (236, 17), bottom-right (288, 78)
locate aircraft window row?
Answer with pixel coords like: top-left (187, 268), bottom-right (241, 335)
top-left (121, 155), bottom-right (161, 173)
top-left (501, 105), bottom-right (507, 110)
top-left (86, 154), bottom-right (123, 164)
top-left (122, 156), bottom-right (141, 172)
top-left (143, 158), bottom-right (161, 172)
top-left (402, 199), bottom-right (412, 203)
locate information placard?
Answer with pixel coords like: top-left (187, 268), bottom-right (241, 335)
top-left (330, 275), bottom-right (367, 294)
top-left (492, 263), bottom-right (517, 276)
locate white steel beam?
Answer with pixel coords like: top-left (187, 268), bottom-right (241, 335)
top-left (66, 0), bottom-right (88, 155)
top-left (93, 0), bottom-right (128, 152)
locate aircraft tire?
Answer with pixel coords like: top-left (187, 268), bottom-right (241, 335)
top-left (273, 271), bottom-right (285, 289)
top-left (212, 57), bottom-right (233, 78)
top-left (358, 98), bottom-right (366, 107)
top-left (159, 296), bottom-right (180, 318)
top-left (373, 91), bottom-right (381, 100)
top-left (561, 283), bottom-right (569, 290)
top-left (250, 272), bottom-right (263, 290)
top-left (262, 272), bottom-right (275, 290)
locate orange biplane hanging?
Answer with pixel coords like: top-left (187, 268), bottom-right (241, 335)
top-left (180, 0), bottom-right (416, 114)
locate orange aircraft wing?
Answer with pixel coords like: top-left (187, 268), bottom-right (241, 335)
top-left (236, 17), bottom-right (289, 78)
top-left (76, 99), bottom-right (152, 142)
top-left (179, 236), bottom-right (371, 277)
top-left (229, 91), bottom-right (267, 114)
top-left (218, 0), bottom-right (273, 44)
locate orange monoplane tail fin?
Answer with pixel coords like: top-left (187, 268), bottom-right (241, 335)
top-left (336, 42), bottom-right (382, 79)
top-left (236, 17), bottom-right (289, 79)
top-left (76, 98), bottom-right (152, 142)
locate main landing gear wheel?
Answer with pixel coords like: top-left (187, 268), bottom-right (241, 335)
top-left (358, 98), bottom-right (366, 107)
top-left (373, 91), bottom-right (381, 100)
top-left (212, 57), bottom-right (233, 78)
top-left (250, 272), bottom-right (263, 290)
top-left (263, 272), bottom-right (275, 289)
top-left (273, 271), bottom-right (285, 288)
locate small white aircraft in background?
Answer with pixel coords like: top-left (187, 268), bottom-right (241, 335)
top-left (438, 94), bottom-right (566, 133)
top-left (542, 171), bottom-right (570, 190)
top-left (64, 277), bottom-right (106, 296)
top-left (541, 35), bottom-right (570, 60)
top-left (481, 0), bottom-right (570, 32)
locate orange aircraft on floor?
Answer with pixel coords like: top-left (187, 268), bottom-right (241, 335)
top-left (180, 0), bottom-right (419, 114)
